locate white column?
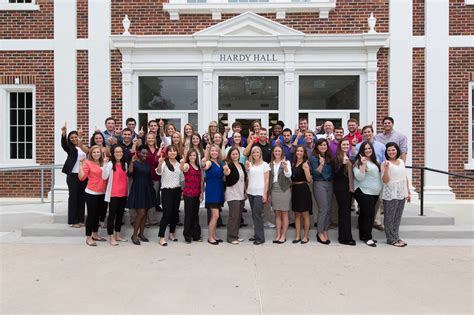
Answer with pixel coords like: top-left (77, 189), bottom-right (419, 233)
top-left (389, 0), bottom-right (418, 201)
top-left (424, 0), bottom-right (455, 201)
top-left (200, 48), bottom-right (214, 132)
top-left (53, 0), bottom-right (77, 195)
top-left (283, 49), bottom-right (297, 129)
top-left (366, 47), bottom-right (378, 126)
top-left (88, 0), bottom-right (111, 129)
top-left (121, 48), bottom-right (133, 123)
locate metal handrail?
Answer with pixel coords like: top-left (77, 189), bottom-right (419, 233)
top-left (0, 164), bottom-right (63, 213)
top-left (406, 165), bottom-right (474, 216)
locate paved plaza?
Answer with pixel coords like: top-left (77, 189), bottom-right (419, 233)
top-left (0, 201), bottom-right (473, 314)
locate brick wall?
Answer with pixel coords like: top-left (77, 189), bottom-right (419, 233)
top-left (412, 48), bottom-right (425, 193)
top-left (0, 0), bottom-right (54, 39)
top-left (376, 48), bottom-right (389, 133)
top-left (111, 50), bottom-right (123, 126)
top-left (449, 0), bottom-right (474, 36)
top-left (77, 50), bottom-right (89, 139)
top-left (77, 0), bottom-right (88, 39)
top-left (413, 0), bottom-right (424, 36)
top-left (0, 51), bottom-right (55, 197)
top-left (111, 0), bottom-right (388, 35)
top-left (448, 48), bottom-right (474, 199)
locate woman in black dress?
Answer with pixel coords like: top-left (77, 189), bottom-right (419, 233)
top-left (291, 145), bottom-right (313, 244)
top-left (127, 145), bottom-right (157, 245)
top-left (333, 139), bottom-right (356, 246)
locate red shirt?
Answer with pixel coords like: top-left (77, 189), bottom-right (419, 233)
top-left (183, 165), bottom-right (201, 197)
top-left (145, 147), bottom-right (160, 181)
top-left (344, 131), bottom-right (363, 146)
top-left (111, 165), bottom-right (128, 197)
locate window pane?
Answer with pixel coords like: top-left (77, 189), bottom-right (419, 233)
top-left (188, 113), bottom-right (198, 131)
top-left (10, 127), bottom-right (17, 142)
top-left (219, 76), bottom-right (278, 110)
top-left (26, 143), bottom-right (33, 159)
top-left (138, 113), bottom-right (148, 133)
top-left (18, 93), bottom-right (25, 109)
top-left (315, 118), bottom-right (343, 134)
top-left (299, 76), bottom-right (359, 110)
top-left (18, 109), bottom-right (25, 125)
top-left (26, 109), bottom-right (32, 125)
top-left (26, 126), bottom-right (33, 142)
top-left (139, 76), bottom-right (198, 110)
top-left (26, 92), bottom-right (32, 109)
top-left (19, 126), bottom-right (25, 142)
top-left (18, 143), bottom-right (25, 159)
top-left (10, 93), bottom-right (17, 109)
top-left (10, 144), bottom-right (17, 159)
top-left (10, 110), bottom-right (17, 125)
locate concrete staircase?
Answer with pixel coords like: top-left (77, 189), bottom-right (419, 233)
top-left (20, 203), bottom-right (473, 241)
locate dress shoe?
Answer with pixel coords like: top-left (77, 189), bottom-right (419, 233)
top-left (253, 240), bottom-right (264, 245)
top-left (292, 239), bottom-right (301, 244)
top-left (138, 235), bottom-right (149, 242)
top-left (339, 240), bottom-right (356, 246)
top-left (131, 237), bottom-right (141, 245)
top-left (316, 234), bottom-right (330, 245)
top-left (207, 240), bottom-right (219, 245)
top-left (249, 237), bottom-right (256, 241)
top-left (216, 239), bottom-right (223, 243)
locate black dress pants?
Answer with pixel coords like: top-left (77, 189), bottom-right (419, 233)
top-left (85, 193), bottom-right (106, 236)
top-left (354, 188), bottom-right (379, 241)
top-left (67, 173), bottom-right (87, 224)
top-left (183, 196), bottom-right (201, 241)
top-left (107, 196), bottom-right (127, 235)
top-left (334, 190), bottom-right (354, 242)
top-left (159, 188), bottom-right (182, 237)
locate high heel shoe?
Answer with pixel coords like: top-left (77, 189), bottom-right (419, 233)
top-left (317, 234), bottom-right (330, 245)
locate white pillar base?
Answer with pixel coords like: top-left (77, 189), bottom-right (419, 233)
top-left (422, 186), bottom-right (456, 202)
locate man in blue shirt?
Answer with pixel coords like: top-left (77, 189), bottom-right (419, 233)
top-left (350, 125), bottom-right (386, 163)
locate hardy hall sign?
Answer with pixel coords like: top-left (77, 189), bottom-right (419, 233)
top-left (218, 53), bottom-right (279, 62)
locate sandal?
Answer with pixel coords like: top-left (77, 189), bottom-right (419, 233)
top-left (391, 241), bottom-right (404, 247)
top-left (398, 240), bottom-right (408, 247)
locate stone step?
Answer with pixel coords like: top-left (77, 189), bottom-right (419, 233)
top-left (51, 207), bottom-right (455, 226)
top-left (21, 223), bottom-right (473, 240)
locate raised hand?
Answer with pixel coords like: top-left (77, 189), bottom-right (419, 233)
top-left (103, 155), bottom-right (109, 163)
top-left (384, 160), bottom-right (390, 169)
top-left (245, 160), bottom-right (251, 169)
top-left (328, 133), bottom-right (334, 142)
top-left (77, 127), bottom-right (83, 138)
top-left (61, 122), bottom-right (67, 135)
top-left (302, 161), bottom-right (310, 171)
top-left (138, 126), bottom-right (145, 137)
top-left (108, 137), bottom-right (116, 145)
top-left (158, 119), bottom-right (164, 127)
top-left (352, 137), bottom-right (358, 146)
top-left (223, 161), bottom-right (230, 173)
top-left (360, 154), bottom-right (367, 164)
top-left (319, 154), bottom-right (325, 166)
top-left (132, 154), bottom-right (138, 162)
top-left (94, 126), bottom-right (100, 133)
top-left (114, 127), bottom-right (121, 137)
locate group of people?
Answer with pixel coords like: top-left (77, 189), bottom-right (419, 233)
top-left (61, 115), bottom-right (410, 248)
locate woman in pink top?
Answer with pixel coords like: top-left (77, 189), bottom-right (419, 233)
top-left (102, 145), bottom-right (128, 246)
top-left (79, 145), bottom-right (107, 246)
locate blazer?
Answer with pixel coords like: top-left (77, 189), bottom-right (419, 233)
top-left (61, 134), bottom-right (78, 175)
top-left (225, 162), bottom-right (247, 187)
top-left (269, 161), bottom-right (292, 192)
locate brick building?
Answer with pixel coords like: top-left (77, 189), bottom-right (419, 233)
top-left (0, 0), bottom-right (473, 201)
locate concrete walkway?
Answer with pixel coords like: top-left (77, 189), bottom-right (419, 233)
top-left (1, 243), bottom-right (473, 314)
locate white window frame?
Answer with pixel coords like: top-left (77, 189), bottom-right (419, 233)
top-left (0, 85), bottom-right (37, 166)
top-left (133, 72), bottom-right (202, 134)
top-left (0, 0), bottom-right (40, 11)
top-left (163, 0), bottom-right (336, 20)
top-left (465, 0), bottom-right (474, 5)
top-left (465, 82), bottom-right (474, 170)
top-left (296, 71), bottom-right (366, 132)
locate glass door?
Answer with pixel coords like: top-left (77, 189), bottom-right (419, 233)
top-left (145, 112), bottom-right (189, 133)
top-left (308, 112), bottom-right (350, 135)
top-left (227, 112), bottom-right (269, 139)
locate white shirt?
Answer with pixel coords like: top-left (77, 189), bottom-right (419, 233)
top-left (157, 161), bottom-right (183, 189)
top-left (247, 162), bottom-right (270, 196)
top-left (71, 147), bottom-right (87, 174)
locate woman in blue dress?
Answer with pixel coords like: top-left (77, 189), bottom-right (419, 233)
top-left (203, 144), bottom-right (225, 245)
top-left (127, 145), bottom-right (157, 245)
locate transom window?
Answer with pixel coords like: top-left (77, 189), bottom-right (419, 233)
top-left (219, 76), bottom-right (278, 111)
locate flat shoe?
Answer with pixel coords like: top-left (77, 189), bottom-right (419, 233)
top-left (339, 240), bottom-right (356, 246)
top-left (272, 240), bottom-right (280, 244)
top-left (131, 238), bottom-right (141, 246)
top-left (365, 240), bottom-right (377, 247)
top-left (277, 239), bottom-right (286, 244)
top-left (159, 240), bottom-right (168, 246)
top-left (253, 240), bottom-right (264, 245)
top-left (116, 239), bottom-right (128, 242)
top-left (92, 237), bottom-right (106, 242)
top-left (292, 239), bottom-right (301, 244)
top-left (249, 237), bottom-right (256, 242)
top-left (208, 240), bottom-right (219, 245)
top-left (86, 241), bottom-right (97, 247)
top-left (138, 235), bottom-right (149, 242)
top-left (301, 239), bottom-right (309, 244)
top-left (231, 240), bottom-right (239, 245)
top-left (168, 238), bottom-right (178, 242)
top-left (216, 239), bottom-right (223, 243)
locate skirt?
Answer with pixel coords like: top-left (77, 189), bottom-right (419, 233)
top-left (291, 183), bottom-right (312, 212)
top-left (271, 182), bottom-right (291, 211)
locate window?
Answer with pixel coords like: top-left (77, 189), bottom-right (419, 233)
top-left (299, 76), bottom-right (359, 110)
top-left (219, 76), bottom-right (278, 111)
top-left (139, 76), bottom-right (198, 111)
top-left (0, 0), bottom-right (39, 10)
top-left (1, 88), bottom-right (35, 163)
